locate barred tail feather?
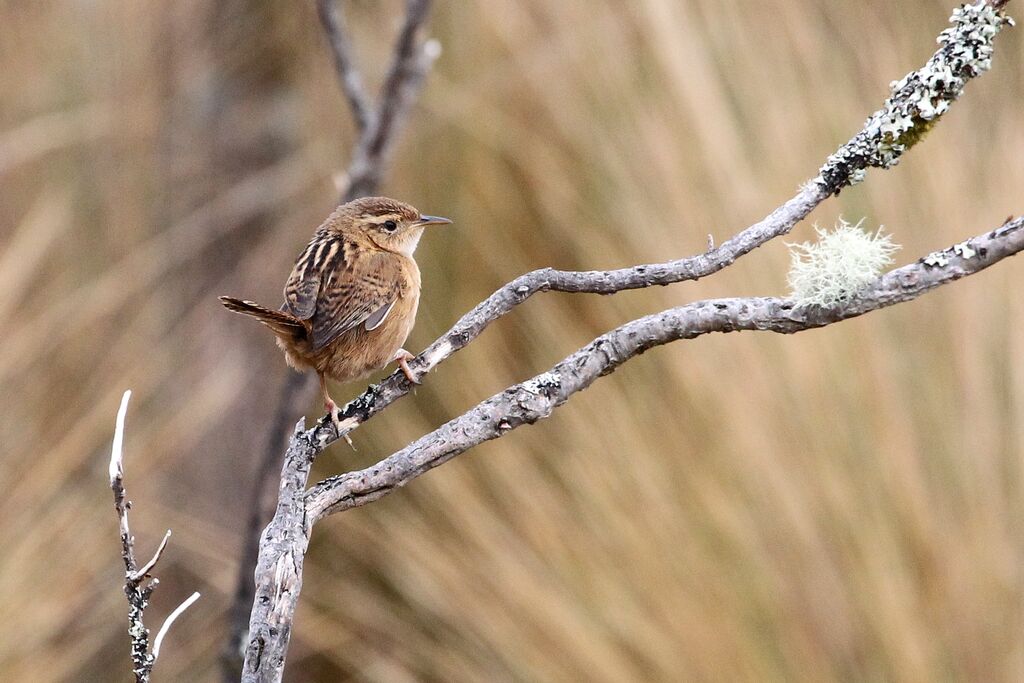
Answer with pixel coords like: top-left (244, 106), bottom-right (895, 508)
top-left (219, 296), bottom-right (305, 336)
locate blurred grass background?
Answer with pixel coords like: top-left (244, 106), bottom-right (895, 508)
top-left (2, 0), bottom-right (1023, 680)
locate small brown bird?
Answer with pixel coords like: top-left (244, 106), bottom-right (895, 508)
top-left (220, 196), bottom-right (451, 428)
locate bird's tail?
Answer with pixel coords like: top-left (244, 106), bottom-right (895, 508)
top-left (219, 296), bottom-right (305, 337)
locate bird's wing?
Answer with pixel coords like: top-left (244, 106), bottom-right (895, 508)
top-left (310, 247), bottom-right (404, 352)
top-left (282, 232), bottom-right (340, 320)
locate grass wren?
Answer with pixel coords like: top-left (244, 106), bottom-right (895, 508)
top-left (220, 196), bottom-right (451, 429)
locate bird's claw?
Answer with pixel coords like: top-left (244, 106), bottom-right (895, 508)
top-left (395, 349), bottom-right (421, 385)
top-left (325, 399), bottom-right (356, 450)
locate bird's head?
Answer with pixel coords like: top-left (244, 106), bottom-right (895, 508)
top-left (332, 196), bottom-right (451, 256)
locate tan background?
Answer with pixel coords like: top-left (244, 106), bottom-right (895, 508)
top-left (2, 0), bottom-right (1023, 680)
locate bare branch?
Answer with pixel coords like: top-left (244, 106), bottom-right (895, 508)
top-left (110, 390), bottom-right (134, 571)
top-left (222, 373), bottom-right (308, 679)
top-left (315, 0), bottom-right (373, 134)
top-left (109, 390), bottom-right (199, 682)
top-left (241, 420), bottom-right (314, 683)
top-left (307, 217), bottom-right (1024, 519)
top-left (346, 0), bottom-right (439, 198)
top-left (231, 3), bottom-right (443, 677)
top-left (109, 390), bottom-right (154, 682)
top-left (303, 183), bottom-right (829, 451)
top-left (240, 2), bottom-right (1017, 681)
top-left (313, 0), bottom-right (440, 201)
top-left (371, 0), bottom-right (436, 148)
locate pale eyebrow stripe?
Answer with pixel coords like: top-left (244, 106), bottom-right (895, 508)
top-left (361, 213), bottom-right (402, 224)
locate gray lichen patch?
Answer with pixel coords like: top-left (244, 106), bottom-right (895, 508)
top-left (953, 240), bottom-right (978, 259)
top-left (922, 252), bottom-right (950, 267)
top-left (816, 2), bottom-right (1013, 193)
top-left (922, 239), bottom-right (979, 267)
top-left (522, 371), bottom-right (561, 395)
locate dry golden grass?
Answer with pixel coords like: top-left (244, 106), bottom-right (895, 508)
top-left (2, 0), bottom-right (1023, 681)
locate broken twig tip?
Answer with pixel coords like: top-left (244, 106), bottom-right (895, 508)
top-left (152, 591), bottom-right (201, 660)
top-left (109, 389), bottom-right (132, 485)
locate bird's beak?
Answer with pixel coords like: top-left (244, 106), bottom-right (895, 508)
top-left (416, 215), bottom-right (452, 227)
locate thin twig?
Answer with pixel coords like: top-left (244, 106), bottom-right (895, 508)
top-left (111, 390), bottom-right (135, 571)
top-left (110, 390), bottom-right (199, 682)
top-left (153, 591), bottom-right (202, 660)
top-left (130, 529), bottom-right (171, 583)
top-left (346, 0), bottom-right (439, 198)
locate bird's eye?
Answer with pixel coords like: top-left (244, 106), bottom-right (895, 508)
top-left (383, 220), bottom-right (398, 232)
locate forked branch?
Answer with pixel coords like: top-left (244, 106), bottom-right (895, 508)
top-left (110, 391), bottom-right (200, 683)
top-left (229, 1), bottom-right (442, 679)
top-left (335, 0), bottom-right (440, 199)
top-left (307, 0), bottom-right (1016, 451)
top-left (240, 2), bottom-right (1017, 682)
top-left (307, 217), bottom-right (1024, 519)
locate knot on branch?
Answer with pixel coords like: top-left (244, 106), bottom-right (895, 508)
top-left (817, 1), bottom-right (1013, 192)
top-left (496, 372), bottom-right (563, 428)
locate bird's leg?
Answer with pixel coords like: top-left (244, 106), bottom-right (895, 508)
top-left (393, 348), bottom-right (421, 385)
top-left (319, 372), bottom-right (355, 450)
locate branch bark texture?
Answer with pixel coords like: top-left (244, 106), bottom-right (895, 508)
top-left (240, 2), bottom-right (1017, 681)
top-left (306, 217), bottom-right (1024, 518)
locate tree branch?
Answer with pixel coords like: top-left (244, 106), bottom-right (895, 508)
top-left (301, 183), bottom-right (829, 451)
top-left (227, 3), bottom-right (443, 678)
top-left (222, 373), bottom-right (308, 680)
top-left (306, 217), bottom-right (1024, 519)
top-left (240, 419), bottom-right (315, 683)
top-left (345, 0), bottom-right (439, 198)
top-left (240, 2), bottom-right (1016, 681)
top-left (110, 390), bottom-right (200, 682)
top-left (298, 0), bottom-right (1015, 452)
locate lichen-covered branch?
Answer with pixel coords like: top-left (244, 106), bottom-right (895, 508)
top-left (306, 217), bottom-right (1024, 519)
top-left (110, 390), bottom-right (199, 683)
top-left (816, 1), bottom-right (1014, 190)
top-left (304, 0), bottom-right (1015, 453)
top-left (240, 2), bottom-right (1016, 681)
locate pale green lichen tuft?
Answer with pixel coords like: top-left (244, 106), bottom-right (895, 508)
top-left (787, 219), bottom-right (901, 307)
top-left (816, 2), bottom-right (1013, 192)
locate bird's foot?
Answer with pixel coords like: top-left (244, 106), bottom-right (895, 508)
top-left (325, 399), bottom-right (356, 450)
top-left (394, 348), bottom-right (421, 385)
